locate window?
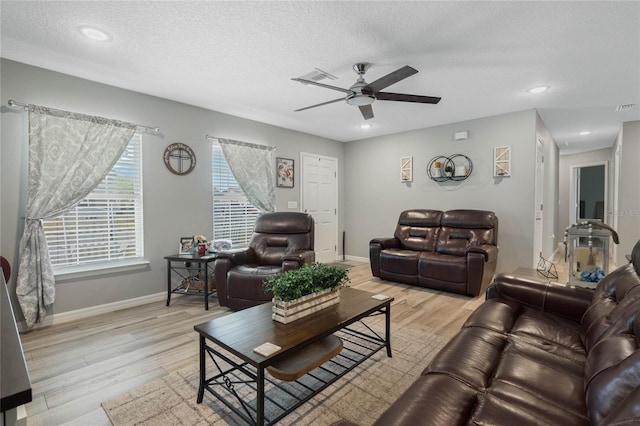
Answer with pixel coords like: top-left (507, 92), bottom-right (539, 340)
top-left (212, 142), bottom-right (260, 248)
top-left (43, 134), bottom-right (144, 269)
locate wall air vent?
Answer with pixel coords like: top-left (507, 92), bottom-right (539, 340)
top-left (299, 68), bottom-right (337, 82)
top-left (615, 104), bottom-right (636, 112)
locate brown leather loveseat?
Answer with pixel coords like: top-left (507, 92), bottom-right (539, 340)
top-left (351, 239), bottom-right (640, 426)
top-left (369, 209), bottom-right (498, 296)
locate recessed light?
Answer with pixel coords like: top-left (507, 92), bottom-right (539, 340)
top-left (579, 131), bottom-right (591, 136)
top-left (527, 85), bottom-right (550, 94)
top-left (359, 123), bottom-right (371, 129)
top-left (78, 25), bottom-right (111, 41)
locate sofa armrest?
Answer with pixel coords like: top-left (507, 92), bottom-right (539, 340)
top-left (465, 245), bottom-right (497, 262)
top-left (486, 272), bottom-right (593, 322)
top-left (282, 250), bottom-right (315, 271)
top-left (370, 237), bottom-right (401, 249)
top-left (369, 237), bottom-right (401, 277)
top-left (213, 257), bottom-right (231, 306)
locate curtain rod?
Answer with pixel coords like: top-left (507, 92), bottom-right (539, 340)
top-left (207, 135), bottom-right (276, 151)
top-left (7, 100), bottom-right (160, 134)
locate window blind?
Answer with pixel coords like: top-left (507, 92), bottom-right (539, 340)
top-left (43, 134), bottom-right (144, 268)
top-left (211, 143), bottom-right (259, 248)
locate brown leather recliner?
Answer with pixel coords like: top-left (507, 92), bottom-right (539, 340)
top-left (214, 212), bottom-right (315, 310)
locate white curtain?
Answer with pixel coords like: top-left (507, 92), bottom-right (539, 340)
top-left (214, 138), bottom-right (276, 212)
top-left (16, 105), bottom-right (136, 329)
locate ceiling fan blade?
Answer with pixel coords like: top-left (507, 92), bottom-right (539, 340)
top-left (364, 66), bottom-right (418, 93)
top-left (295, 97), bottom-right (345, 112)
top-left (291, 78), bottom-right (352, 94)
top-left (359, 104), bottom-right (374, 120)
top-left (375, 92), bottom-right (441, 104)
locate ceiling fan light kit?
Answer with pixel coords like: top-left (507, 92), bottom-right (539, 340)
top-left (346, 93), bottom-right (375, 106)
top-left (293, 63), bottom-right (441, 120)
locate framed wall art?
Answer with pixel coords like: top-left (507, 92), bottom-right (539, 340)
top-left (276, 157), bottom-right (294, 188)
top-left (494, 146), bottom-right (511, 177)
top-left (401, 156), bottom-right (413, 182)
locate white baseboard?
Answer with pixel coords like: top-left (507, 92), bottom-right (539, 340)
top-left (344, 255), bottom-right (369, 263)
top-left (19, 292), bottom-right (167, 332)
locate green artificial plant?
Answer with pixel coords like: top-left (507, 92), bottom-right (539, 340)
top-left (263, 263), bottom-right (350, 302)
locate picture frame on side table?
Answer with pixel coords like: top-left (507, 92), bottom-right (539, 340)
top-left (179, 237), bottom-right (193, 255)
top-left (276, 157), bottom-right (294, 188)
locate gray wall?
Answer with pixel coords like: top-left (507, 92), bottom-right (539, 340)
top-left (614, 120), bottom-right (640, 265)
top-left (343, 109), bottom-right (543, 274)
top-left (0, 59), bottom-right (345, 316)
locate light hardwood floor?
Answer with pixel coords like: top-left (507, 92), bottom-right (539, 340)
top-left (19, 261), bottom-right (486, 426)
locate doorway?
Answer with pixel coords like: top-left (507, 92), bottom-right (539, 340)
top-left (571, 162), bottom-right (607, 224)
top-left (533, 138), bottom-right (545, 265)
top-left (300, 152), bottom-right (338, 263)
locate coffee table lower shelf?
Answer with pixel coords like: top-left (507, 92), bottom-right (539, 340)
top-left (198, 318), bottom-right (388, 425)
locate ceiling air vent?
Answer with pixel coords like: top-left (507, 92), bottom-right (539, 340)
top-left (298, 68), bottom-right (337, 82)
top-left (615, 104), bottom-right (636, 112)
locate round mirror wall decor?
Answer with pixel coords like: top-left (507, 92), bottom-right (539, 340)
top-left (164, 143), bottom-right (196, 175)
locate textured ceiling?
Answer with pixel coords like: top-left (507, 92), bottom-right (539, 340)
top-left (1, 1), bottom-right (639, 154)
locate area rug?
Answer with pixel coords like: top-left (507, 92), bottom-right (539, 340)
top-left (328, 261), bottom-right (353, 270)
top-left (102, 323), bottom-right (449, 425)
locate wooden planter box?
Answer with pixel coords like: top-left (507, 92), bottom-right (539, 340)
top-left (272, 288), bottom-right (340, 324)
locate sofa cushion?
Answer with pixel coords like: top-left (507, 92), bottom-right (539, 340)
top-left (394, 209), bottom-right (442, 251)
top-left (464, 298), bottom-right (586, 356)
top-left (380, 249), bottom-right (420, 274)
top-left (436, 210), bottom-right (497, 256)
top-left (373, 374), bottom-right (478, 426)
top-left (424, 326), bottom-right (508, 389)
top-left (418, 252), bottom-right (466, 282)
top-left (226, 265), bottom-right (280, 300)
top-left (508, 306), bottom-right (586, 355)
top-left (440, 209), bottom-right (497, 231)
top-left (250, 212), bottom-right (314, 266)
top-left (471, 381), bottom-right (589, 426)
top-left (420, 298), bottom-right (589, 426)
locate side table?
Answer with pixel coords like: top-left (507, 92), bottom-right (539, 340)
top-left (165, 253), bottom-right (217, 310)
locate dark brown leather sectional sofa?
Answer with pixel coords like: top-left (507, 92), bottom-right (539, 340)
top-left (369, 209), bottom-right (498, 296)
top-left (347, 239), bottom-right (640, 426)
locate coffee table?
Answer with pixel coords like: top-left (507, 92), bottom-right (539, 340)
top-left (193, 287), bottom-right (394, 425)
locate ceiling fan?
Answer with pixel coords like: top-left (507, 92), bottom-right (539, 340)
top-left (292, 63), bottom-right (441, 120)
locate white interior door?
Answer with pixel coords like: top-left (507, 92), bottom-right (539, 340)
top-left (301, 152), bottom-right (338, 263)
